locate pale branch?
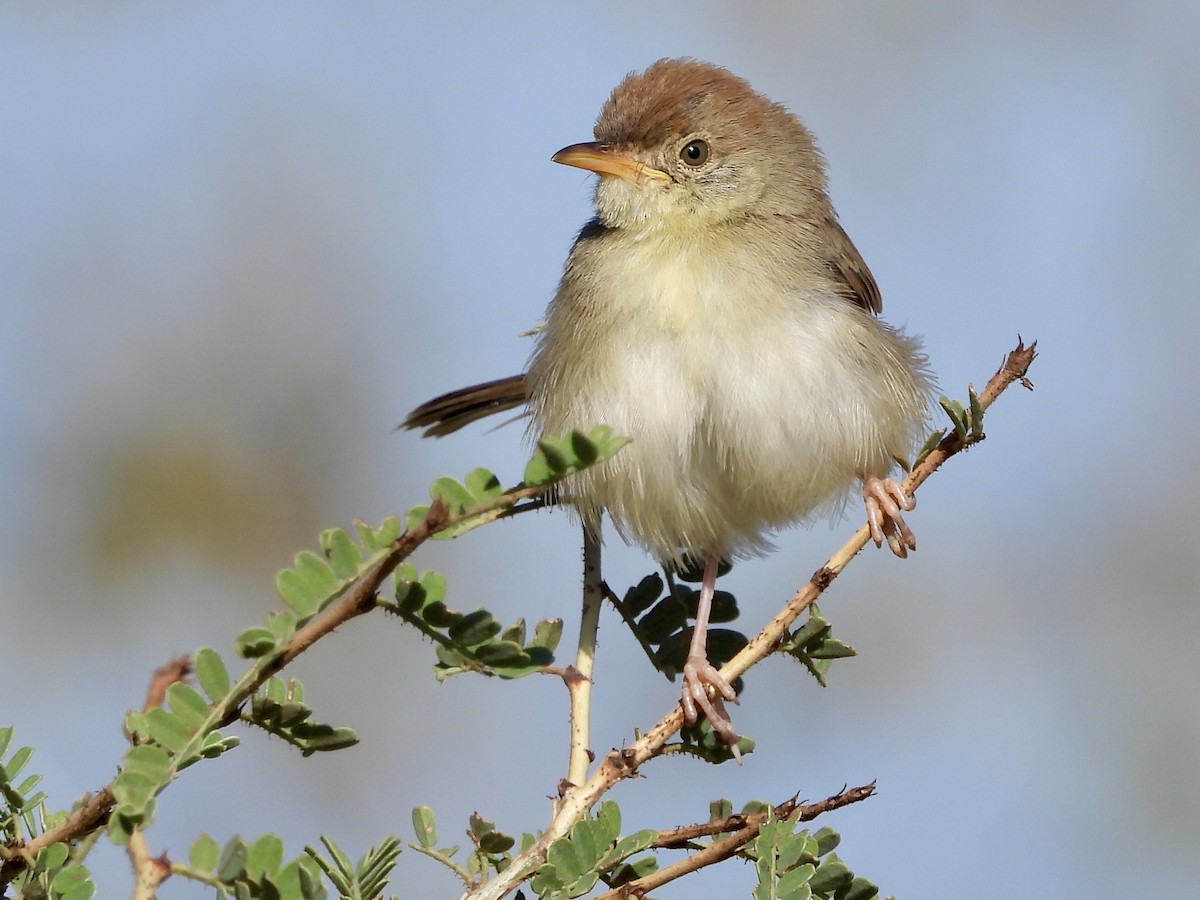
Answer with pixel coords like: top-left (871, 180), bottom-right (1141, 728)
top-left (567, 532), bottom-right (604, 787)
top-left (127, 829), bottom-right (170, 900)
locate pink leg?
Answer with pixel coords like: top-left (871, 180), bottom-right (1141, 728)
top-left (862, 474), bottom-right (917, 558)
top-left (680, 549), bottom-right (740, 752)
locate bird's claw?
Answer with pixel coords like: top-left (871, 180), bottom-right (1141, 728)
top-left (681, 655), bottom-right (740, 749)
top-left (862, 474), bottom-right (917, 558)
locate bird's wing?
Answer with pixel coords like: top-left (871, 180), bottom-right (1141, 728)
top-left (822, 215), bottom-right (883, 315)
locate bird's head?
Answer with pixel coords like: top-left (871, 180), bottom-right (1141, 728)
top-left (553, 58), bottom-right (830, 232)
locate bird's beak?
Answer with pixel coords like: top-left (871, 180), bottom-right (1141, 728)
top-left (552, 142), bottom-right (671, 185)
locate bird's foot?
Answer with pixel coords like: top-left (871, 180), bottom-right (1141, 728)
top-left (862, 474), bottom-right (917, 558)
top-left (681, 654), bottom-right (740, 751)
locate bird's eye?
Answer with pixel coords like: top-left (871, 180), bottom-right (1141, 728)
top-left (679, 139), bottom-right (710, 167)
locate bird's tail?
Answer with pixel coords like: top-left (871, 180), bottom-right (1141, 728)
top-left (401, 374), bottom-right (529, 437)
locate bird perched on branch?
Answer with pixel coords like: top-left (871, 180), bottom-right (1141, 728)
top-left (405, 58), bottom-right (934, 750)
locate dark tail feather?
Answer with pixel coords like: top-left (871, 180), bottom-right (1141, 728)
top-left (401, 374), bottom-right (529, 437)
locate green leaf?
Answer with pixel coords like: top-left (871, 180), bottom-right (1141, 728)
top-left (419, 570), bottom-right (447, 605)
top-left (264, 676), bottom-right (287, 703)
top-left (266, 610), bottom-right (298, 641)
top-left (190, 833), bottom-right (221, 873)
top-left (539, 438), bottom-right (570, 474)
top-left (123, 711), bottom-right (150, 744)
top-left (604, 830), bottom-right (656, 868)
top-left (144, 708), bottom-right (192, 753)
top-left (14, 791), bottom-right (43, 817)
top-left (939, 396), bottom-right (968, 440)
top-left (624, 574), bottom-right (663, 615)
top-left (838, 876), bottom-right (880, 900)
top-left (812, 827), bottom-right (840, 857)
top-left (448, 610), bottom-right (501, 646)
top-left (596, 800), bottom-right (620, 844)
top-left (777, 863), bottom-right (815, 898)
top-left (709, 798), bottom-right (733, 824)
top-left (194, 648), bottom-right (231, 702)
top-left (111, 771), bottom-right (156, 812)
top-left (166, 683), bottom-right (211, 729)
top-left (236, 627), bottom-right (280, 658)
top-left (276, 568), bottom-right (317, 618)
top-left (809, 638), bottom-right (857, 660)
top-left (472, 641), bottom-right (529, 667)
top-left (638, 596), bottom-right (688, 644)
top-left (788, 613), bottom-right (831, 649)
top-left (464, 467), bottom-right (502, 501)
top-left (406, 504), bottom-right (430, 532)
top-left (290, 724), bottom-right (359, 755)
top-left (530, 618), bottom-right (563, 651)
top-left (321, 528), bottom-right (362, 579)
top-left (607, 854), bottom-right (657, 886)
top-left (197, 732), bottom-right (239, 761)
top-left (568, 819), bottom-right (601, 869)
top-left (808, 854), bottom-right (852, 893)
top-left (106, 810), bottom-right (139, 845)
top-left (430, 476), bottom-right (475, 515)
top-left (570, 429), bottom-right (599, 465)
top-left (217, 836), bottom-right (249, 882)
top-left (914, 427), bottom-right (947, 465)
top-left (295, 551), bottom-right (337, 601)
top-left (375, 517), bottom-right (400, 545)
top-left (321, 836), bottom-right (354, 881)
top-left (4, 745), bottom-right (32, 780)
top-left (295, 857), bottom-right (327, 899)
top-left (356, 519), bottom-right (381, 552)
top-left (546, 836), bottom-right (582, 884)
top-left (501, 619), bottom-right (527, 645)
top-left (273, 700), bottom-right (313, 728)
top-left (353, 837), bottom-right (402, 898)
top-left (50, 866), bottom-right (94, 899)
top-left (123, 745), bottom-right (171, 782)
top-left (968, 384), bottom-right (985, 438)
top-left (422, 602), bottom-right (461, 629)
top-left (412, 806), bottom-right (438, 849)
top-left (478, 830), bottom-right (514, 854)
top-left (247, 833), bottom-right (284, 879)
top-left (40, 842), bottom-right (70, 870)
top-left (523, 450), bottom-right (552, 486)
top-left (394, 571), bottom-right (426, 612)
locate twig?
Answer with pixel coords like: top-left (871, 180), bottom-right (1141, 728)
top-left (566, 531), bottom-right (603, 790)
top-left (127, 829), bottom-right (170, 900)
top-left (653, 781), bottom-right (876, 849)
top-left (596, 782), bottom-right (876, 898)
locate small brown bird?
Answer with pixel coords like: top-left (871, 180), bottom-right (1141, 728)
top-left (405, 59), bottom-right (934, 748)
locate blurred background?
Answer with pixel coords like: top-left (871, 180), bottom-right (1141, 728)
top-left (3, 2), bottom-right (1197, 897)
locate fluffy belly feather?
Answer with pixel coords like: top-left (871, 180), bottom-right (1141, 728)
top-left (529, 239), bottom-right (931, 563)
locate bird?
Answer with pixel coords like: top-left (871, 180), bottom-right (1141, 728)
top-left (404, 58), bottom-right (935, 749)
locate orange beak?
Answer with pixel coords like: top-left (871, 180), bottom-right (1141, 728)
top-left (551, 142), bottom-right (671, 185)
